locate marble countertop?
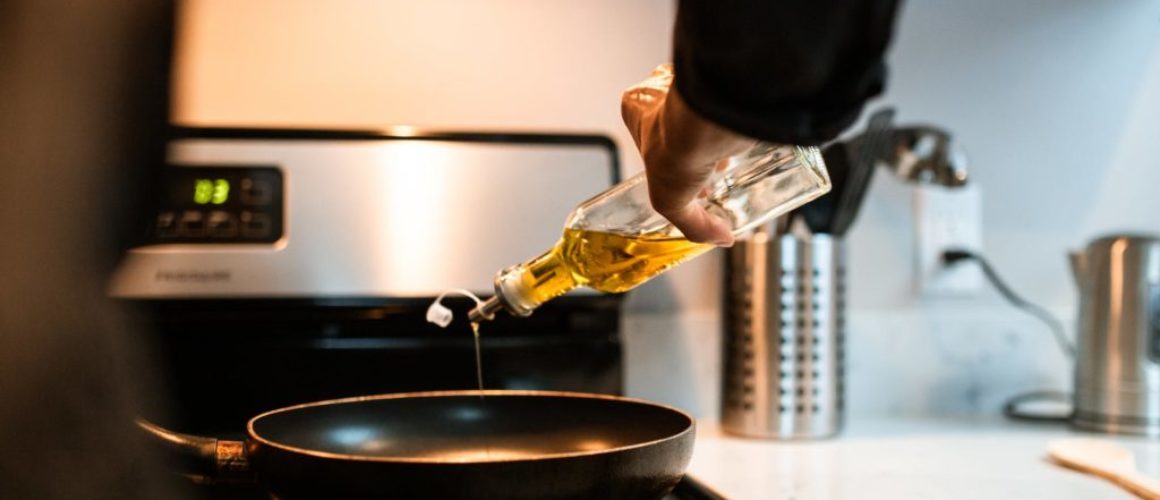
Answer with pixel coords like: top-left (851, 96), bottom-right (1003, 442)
top-left (687, 417), bottom-right (1160, 499)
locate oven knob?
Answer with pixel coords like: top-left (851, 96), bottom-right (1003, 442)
top-left (240, 211), bottom-right (271, 238)
top-left (155, 211), bottom-right (178, 238)
top-left (207, 211), bottom-right (238, 238)
top-left (178, 210), bottom-right (206, 237)
top-left (240, 177), bottom-right (273, 206)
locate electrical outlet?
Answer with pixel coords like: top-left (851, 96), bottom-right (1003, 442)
top-left (914, 184), bottom-right (983, 296)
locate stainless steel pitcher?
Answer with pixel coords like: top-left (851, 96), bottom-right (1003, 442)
top-left (1070, 234), bottom-right (1160, 436)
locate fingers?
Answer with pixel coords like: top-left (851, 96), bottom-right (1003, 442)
top-left (621, 65), bottom-right (751, 247)
top-left (644, 158), bottom-right (733, 246)
top-left (660, 202), bottom-right (735, 247)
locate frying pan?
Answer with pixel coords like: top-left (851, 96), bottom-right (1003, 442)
top-left (140, 390), bottom-right (696, 500)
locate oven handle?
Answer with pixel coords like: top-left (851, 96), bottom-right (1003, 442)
top-left (135, 419), bottom-right (253, 484)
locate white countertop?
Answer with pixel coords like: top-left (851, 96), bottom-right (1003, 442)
top-left (688, 417), bottom-right (1160, 499)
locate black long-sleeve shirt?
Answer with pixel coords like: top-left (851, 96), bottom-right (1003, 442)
top-left (673, 0), bottom-right (901, 145)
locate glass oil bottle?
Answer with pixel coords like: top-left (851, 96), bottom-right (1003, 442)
top-left (468, 143), bottom-right (831, 322)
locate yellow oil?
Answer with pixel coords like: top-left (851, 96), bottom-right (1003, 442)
top-left (519, 228), bottom-right (713, 306)
top-left (469, 321), bottom-right (484, 393)
top-left (467, 321), bottom-right (491, 458)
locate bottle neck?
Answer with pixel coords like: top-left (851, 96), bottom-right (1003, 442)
top-left (471, 242), bottom-right (579, 321)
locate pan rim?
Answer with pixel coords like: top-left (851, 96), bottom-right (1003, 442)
top-left (246, 389), bottom-right (696, 464)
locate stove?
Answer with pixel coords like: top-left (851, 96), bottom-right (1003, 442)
top-left (166, 475), bottom-right (725, 500)
top-left (114, 130), bottom-right (729, 499)
top-left (113, 128), bottom-right (626, 434)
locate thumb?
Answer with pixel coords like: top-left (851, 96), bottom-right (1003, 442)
top-left (664, 204), bottom-right (735, 247)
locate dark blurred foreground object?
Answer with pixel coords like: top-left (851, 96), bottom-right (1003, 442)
top-left (0, 1), bottom-right (183, 499)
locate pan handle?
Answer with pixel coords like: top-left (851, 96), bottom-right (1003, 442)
top-left (135, 419), bottom-right (253, 484)
top-left (671, 475), bottom-right (728, 500)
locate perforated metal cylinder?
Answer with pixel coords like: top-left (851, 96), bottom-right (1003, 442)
top-left (722, 230), bottom-right (844, 439)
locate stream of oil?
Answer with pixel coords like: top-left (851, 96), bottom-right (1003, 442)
top-left (469, 320), bottom-right (491, 459)
top-left (470, 321), bottom-right (484, 394)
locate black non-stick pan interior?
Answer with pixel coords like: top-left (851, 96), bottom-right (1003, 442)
top-left (250, 391), bottom-right (694, 462)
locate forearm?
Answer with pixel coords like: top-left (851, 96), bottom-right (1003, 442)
top-left (673, 0), bottom-right (901, 145)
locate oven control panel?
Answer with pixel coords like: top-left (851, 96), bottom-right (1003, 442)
top-left (151, 165), bottom-right (284, 244)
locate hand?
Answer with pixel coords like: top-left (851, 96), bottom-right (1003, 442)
top-left (621, 66), bottom-right (754, 246)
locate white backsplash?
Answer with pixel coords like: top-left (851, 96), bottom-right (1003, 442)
top-left (623, 304), bottom-right (1074, 420)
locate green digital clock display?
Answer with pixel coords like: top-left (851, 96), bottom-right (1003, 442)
top-left (193, 178), bottom-right (230, 205)
top-left (156, 165), bottom-right (283, 244)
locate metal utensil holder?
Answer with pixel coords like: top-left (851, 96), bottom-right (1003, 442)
top-left (722, 227), bottom-right (845, 439)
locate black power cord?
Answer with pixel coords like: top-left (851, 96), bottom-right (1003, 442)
top-left (942, 250), bottom-right (1076, 358)
top-left (941, 249), bottom-right (1075, 422)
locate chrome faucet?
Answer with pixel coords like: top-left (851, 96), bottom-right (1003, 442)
top-left (844, 109), bottom-right (969, 187)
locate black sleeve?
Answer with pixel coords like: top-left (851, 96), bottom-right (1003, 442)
top-left (673, 0), bottom-right (901, 145)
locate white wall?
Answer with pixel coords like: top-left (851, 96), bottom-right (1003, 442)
top-left (175, 0), bottom-right (674, 174)
top-left (176, 0), bottom-right (1160, 418)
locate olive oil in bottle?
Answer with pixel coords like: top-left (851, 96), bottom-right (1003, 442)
top-left (518, 229), bottom-right (713, 306)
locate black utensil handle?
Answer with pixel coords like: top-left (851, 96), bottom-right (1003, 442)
top-left (672, 475), bottom-right (729, 500)
top-left (135, 419), bottom-right (253, 484)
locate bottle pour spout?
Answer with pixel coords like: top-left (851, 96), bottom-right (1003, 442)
top-left (468, 296), bottom-right (504, 323)
top-left (427, 289), bottom-right (491, 327)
